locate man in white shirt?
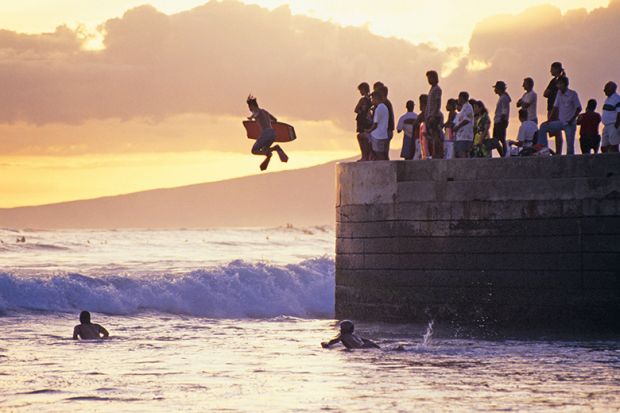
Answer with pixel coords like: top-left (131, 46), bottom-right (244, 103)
top-left (517, 77), bottom-right (538, 124)
top-left (360, 90), bottom-right (390, 160)
top-left (537, 76), bottom-right (582, 155)
top-left (509, 109), bottom-right (538, 155)
top-left (397, 100), bottom-right (418, 160)
top-left (601, 81), bottom-right (620, 153)
top-left (452, 91), bottom-right (474, 158)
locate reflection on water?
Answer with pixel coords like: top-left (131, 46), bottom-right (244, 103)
top-left (0, 314), bottom-right (618, 412)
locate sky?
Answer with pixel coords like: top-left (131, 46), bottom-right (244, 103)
top-left (0, 0), bottom-right (617, 207)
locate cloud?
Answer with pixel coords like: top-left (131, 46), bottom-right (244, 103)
top-left (0, 0), bottom-right (618, 156)
top-left (0, 1), bottom-right (449, 127)
top-left (443, 0), bottom-right (620, 113)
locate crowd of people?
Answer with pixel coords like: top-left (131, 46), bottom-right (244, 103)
top-left (354, 62), bottom-right (620, 161)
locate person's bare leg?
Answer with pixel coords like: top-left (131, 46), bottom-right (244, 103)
top-left (259, 150), bottom-right (273, 171)
top-left (272, 145), bottom-right (288, 162)
top-left (357, 134), bottom-right (371, 161)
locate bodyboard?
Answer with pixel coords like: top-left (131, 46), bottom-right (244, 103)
top-left (243, 121), bottom-right (297, 143)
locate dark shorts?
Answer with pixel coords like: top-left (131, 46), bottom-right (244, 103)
top-left (493, 121), bottom-right (508, 141)
top-left (454, 141), bottom-right (472, 158)
top-left (252, 129), bottom-right (276, 153)
top-left (580, 134), bottom-right (601, 153)
top-left (400, 134), bottom-right (414, 159)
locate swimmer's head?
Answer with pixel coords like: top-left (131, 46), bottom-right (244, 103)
top-left (339, 320), bottom-right (354, 334)
top-left (80, 310), bottom-right (91, 324)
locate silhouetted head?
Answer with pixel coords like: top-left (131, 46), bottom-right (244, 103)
top-left (426, 70), bottom-right (439, 86)
top-left (80, 311), bottom-right (91, 324)
top-left (458, 91), bottom-right (469, 105)
top-left (339, 320), bottom-right (354, 334)
top-left (419, 94), bottom-right (428, 111)
top-left (406, 100), bottom-right (415, 112)
top-left (519, 108), bottom-right (529, 121)
top-left (550, 62), bottom-right (564, 77)
top-left (371, 90), bottom-right (384, 106)
top-left (358, 82), bottom-right (370, 95)
top-left (493, 81), bottom-right (507, 95)
top-left (247, 94), bottom-right (259, 111)
top-left (604, 81), bottom-right (617, 97)
top-left (473, 100), bottom-right (487, 115)
top-left (446, 98), bottom-right (457, 112)
top-left (381, 85), bottom-right (389, 98)
top-left (523, 77), bottom-right (534, 91)
top-left (557, 76), bottom-right (569, 92)
top-left (586, 99), bottom-right (597, 112)
top-left (373, 81), bottom-right (384, 92)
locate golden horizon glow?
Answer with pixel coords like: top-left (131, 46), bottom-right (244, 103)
top-left (0, 0), bottom-right (616, 208)
top-left (0, 150), bottom-right (356, 208)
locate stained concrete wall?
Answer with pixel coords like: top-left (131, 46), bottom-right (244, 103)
top-left (335, 155), bottom-right (620, 331)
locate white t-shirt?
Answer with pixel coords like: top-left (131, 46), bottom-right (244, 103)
top-left (602, 93), bottom-right (620, 125)
top-left (455, 102), bottom-right (474, 142)
top-left (553, 89), bottom-right (581, 124)
top-left (520, 90), bottom-right (538, 121)
top-left (397, 112), bottom-right (418, 137)
top-left (371, 103), bottom-right (389, 140)
top-left (517, 120), bottom-right (538, 147)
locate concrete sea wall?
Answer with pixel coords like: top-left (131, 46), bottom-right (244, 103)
top-left (335, 155), bottom-right (620, 331)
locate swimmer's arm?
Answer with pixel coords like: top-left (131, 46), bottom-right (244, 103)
top-left (96, 324), bottom-right (110, 339)
top-left (321, 335), bottom-right (341, 348)
top-left (72, 326), bottom-right (80, 340)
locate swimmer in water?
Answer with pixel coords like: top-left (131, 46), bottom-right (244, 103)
top-left (321, 320), bottom-right (380, 349)
top-left (72, 311), bottom-right (109, 340)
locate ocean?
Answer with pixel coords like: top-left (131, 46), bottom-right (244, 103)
top-left (0, 228), bottom-right (618, 412)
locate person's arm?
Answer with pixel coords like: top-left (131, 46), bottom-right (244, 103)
top-left (453, 118), bottom-right (469, 133)
top-left (73, 326), bottom-right (80, 340)
top-left (576, 114), bottom-right (584, 125)
top-left (543, 80), bottom-right (554, 98)
top-left (616, 111), bottom-right (620, 129)
top-left (266, 111), bottom-right (278, 123)
top-left (569, 107), bottom-right (582, 124)
top-left (397, 116), bottom-right (404, 133)
top-left (321, 334), bottom-right (341, 348)
top-left (97, 324), bottom-right (109, 339)
top-left (354, 98), bottom-right (366, 114)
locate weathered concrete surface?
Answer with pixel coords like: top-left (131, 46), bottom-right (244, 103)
top-left (335, 155), bottom-right (620, 331)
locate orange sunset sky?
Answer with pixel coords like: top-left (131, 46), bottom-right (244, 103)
top-left (1, 0), bottom-right (618, 207)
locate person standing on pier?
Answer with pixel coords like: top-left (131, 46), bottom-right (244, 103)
top-left (517, 77), bottom-right (538, 124)
top-left (492, 81), bottom-right (511, 157)
top-left (538, 77), bottom-right (582, 155)
top-left (355, 82), bottom-right (373, 161)
top-left (601, 81), bottom-right (620, 153)
top-left (453, 92), bottom-right (474, 158)
top-left (542, 62), bottom-right (566, 148)
top-left (425, 70), bottom-right (444, 159)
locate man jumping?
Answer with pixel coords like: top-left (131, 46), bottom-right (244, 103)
top-left (247, 95), bottom-right (288, 171)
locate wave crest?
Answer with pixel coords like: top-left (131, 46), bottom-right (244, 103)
top-left (0, 258), bottom-right (334, 318)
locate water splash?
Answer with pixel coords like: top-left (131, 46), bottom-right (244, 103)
top-left (421, 320), bottom-right (434, 347)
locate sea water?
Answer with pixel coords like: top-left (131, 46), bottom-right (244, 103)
top-left (0, 228), bottom-right (618, 412)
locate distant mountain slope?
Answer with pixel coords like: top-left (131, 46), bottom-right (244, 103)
top-left (0, 161), bottom-right (342, 229)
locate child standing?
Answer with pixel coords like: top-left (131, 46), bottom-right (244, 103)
top-left (577, 99), bottom-right (602, 154)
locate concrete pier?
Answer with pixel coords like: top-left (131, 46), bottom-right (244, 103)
top-left (335, 155), bottom-right (620, 331)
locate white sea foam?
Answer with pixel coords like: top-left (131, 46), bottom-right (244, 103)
top-left (0, 258), bottom-right (334, 318)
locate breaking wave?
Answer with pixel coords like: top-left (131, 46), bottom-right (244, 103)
top-left (0, 258), bottom-right (334, 318)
